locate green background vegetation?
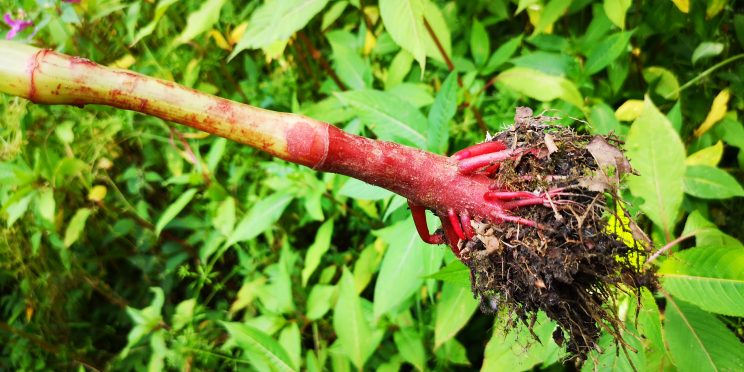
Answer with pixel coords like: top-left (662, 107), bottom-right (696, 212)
top-left (1, 0), bottom-right (744, 370)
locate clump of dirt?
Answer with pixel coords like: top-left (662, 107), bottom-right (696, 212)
top-left (460, 107), bottom-right (657, 362)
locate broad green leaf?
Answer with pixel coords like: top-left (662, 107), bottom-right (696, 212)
top-left (230, 0), bottom-right (329, 59)
top-left (643, 66), bottom-right (680, 100)
top-left (424, 260), bottom-right (470, 287)
top-left (692, 41), bottom-right (724, 64)
top-left (660, 247), bottom-right (744, 317)
top-left (663, 297), bottom-right (744, 372)
top-left (306, 284), bottom-right (336, 320)
top-left (131, 0), bottom-right (178, 45)
top-left (227, 193), bottom-right (293, 245)
top-left (706, 0), bottom-right (727, 19)
top-left (122, 287), bottom-right (165, 357)
top-left (256, 246), bottom-right (296, 314)
top-left (338, 177), bottom-right (394, 200)
top-left (686, 141), bottom-right (723, 166)
top-left (379, 0), bottom-right (450, 71)
top-left (327, 30), bottom-right (372, 90)
top-left (172, 298), bottom-right (196, 331)
top-left (434, 282), bottom-right (478, 349)
top-left (393, 328), bottom-right (426, 371)
top-left (435, 339), bottom-right (470, 366)
top-left (589, 102), bottom-right (625, 135)
top-left (333, 268), bottom-right (376, 369)
top-left (301, 219), bottom-right (335, 286)
top-left (683, 165), bottom-right (744, 199)
top-left (5, 192), bottom-right (33, 228)
top-left (386, 49), bottom-right (414, 88)
top-left (427, 72), bottom-right (457, 154)
top-left (482, 312), bottom-right (563, 370)
top-left (682, 211), bottom-right (743, 249)
top-left (626, 97), bottom-right (685, 236)
top-left (64, 208), bottom-right (92, 247)
top-left (496, 67), bottom-right (584, 108)
top-left (482, 35), bottom-right (522, 75)
top-left (603, 0), bottom-right (631, 29)
top-left (373, 218), bottom-right (443, 319)
top-left (321, 1), bottom-right (348, 30)
top-left (229, 279), bottom-right (265, 316)
top-left (37, 188), bottom-right (55, 224)
top-left (353, 243), bottom-right (382, 293)
top-left (584, 31), bottom-right (633, 75)
top-left (387, 83), bottom-right (434, 108)
top-left (174, 0), bottom-right (227, 44)
top-left (278, 323), bottom-right (302, 371)
top-left (213, 197), bottom-right (236, 237)
top-left (335, 89), bottom-right (428, 148)
top-left (535, 0), bottom-right (572, 34)
top-left (223, 322), bottom-right (296, 372)
top-left (154, 188), bottom-right (198, 236)
top-left (470, 19), bottom-right (489, 66)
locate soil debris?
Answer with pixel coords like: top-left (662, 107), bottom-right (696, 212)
top-left (460, 107), bottom-right (657, 362)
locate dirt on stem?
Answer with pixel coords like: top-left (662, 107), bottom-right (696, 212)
top-left (457, 108), bottom-right (657, 363)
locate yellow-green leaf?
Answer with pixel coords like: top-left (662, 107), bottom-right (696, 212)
top-left (495, 67), bottom-right (584, 108)
top-left (64, 208), bottom-right (92, 247)
top-left (614, 99), bottom-right (644, 121)
top-left (671, 0), bottom-right (689, 13)
top-left (603, 0), bottom-right (631, 30)
top-left (694, 88), bottom-right (730, 137)
top-left (686, 141), bottom-right (723, 166)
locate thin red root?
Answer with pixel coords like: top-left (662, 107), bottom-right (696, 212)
top-left (451, 141), bottom-right (507, 160)
top-left (502, 198), bottom-right (550, 209)
top-left (408, 200), bottom-right (444, 244)
top-left (457, 149), bottom-right (515, 174)
top-left (485, 191), bottom-right (539, 200)
top-left (440, 216), bottom-right (461, 257)
top-left (492, 211), bottom-right (542, 228)
top-left (448, 209), bottom-right (465, 240)
top-left (460, 213), bottom-right (475, 239)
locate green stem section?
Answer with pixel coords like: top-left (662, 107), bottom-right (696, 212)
top-left (0, 41), bottom-right (499, 219)
top-left (664, 53), bottom-right (744, 100)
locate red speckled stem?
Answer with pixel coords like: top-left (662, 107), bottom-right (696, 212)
top-left (0, 41), bottom-right (506, 220)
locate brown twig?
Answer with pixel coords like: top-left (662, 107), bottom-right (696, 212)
top-left (645, 234), bottom-right (695, 265)
top-left (297, 31), bottom-right (347, 91)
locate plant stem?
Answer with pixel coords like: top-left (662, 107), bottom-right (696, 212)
top-left (0, 41), bottom-right (500, 219)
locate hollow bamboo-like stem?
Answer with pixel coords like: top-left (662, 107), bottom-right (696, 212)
top-left (0, 41), bottom-right (500, 219)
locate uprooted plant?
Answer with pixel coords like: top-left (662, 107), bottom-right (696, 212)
top-left (0, 41), bottom-right (656, 361)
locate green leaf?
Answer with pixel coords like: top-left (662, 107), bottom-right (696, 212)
top-left (64, 208), bottom-right (92, 247)
top-left (470, 19), bottom-right (489, 66)
top-left (482, 312), bottom-right (563, 369)
top-left (223, 322), bottom-right (296, 372)
top-left (333, 268), bottom-right (377, 369)
top-left (393, 328), bottom-right (426, 371)
top-left (373, 218), bottom-right (443, 319)
top-left (213, 196), bottom-right (236, 237)
top-left (278, 323), bottom-right (302, 371)
top-left (589, 102), bottom-right (625, 135)
top-left (321, 1), bottom-right (348, 31)
top-left (131, 0), bottom-right (178, 45)
top-left (625, 97), bottom-right (685, 236)
top-left (338, 177), bottom-right (394, 200)
top-left (230, 0), bottom-right (329, 59)
top-left (306, 284), bottom-right (336, 320)
top-left (435, 339), bottom-right (470, 365)
top-left (424, 260), bottom-right (470, 287)
top-left (327, 30), bottom-right (372, 89)
top-left (335, 89), bottom-right (428, 148)
top-left (643, 66), bottom-right (680, 100)
top-left (682, 211), bottom-right (743, 249)
top-left (301, 219), bottom-right (334, 286)
top-left (434, 281), bottom-right (478, 349)
top-left (584, 30), bottom-right (633, 75)
top-left (227, 193), bottom-right (293, 245)
top-left (387, 83), bottom-right (434, 108)
top-left (659, 246), bottom-right (744, 317)
top-left (5, 192), bottom-right (33, 228)
top-left (37, 188), bottom-right (55, 225)
top-left (683, 165), bottom-right (744, 199)
top-left (385, 49), bottom-right (414, 88)
top-left (172, 298), bottom-right (196, 331)
top-left (663, 296), bottom-right (744, 372)
top-left (535, 0), bottom-right (572, 34)
top-left (427, 72), bottom-right (457, 154)
top-left (692, 41), bottom-right (724, 64)
top-left (482, 35), bottom-right (522, 75)
top-left (155, 188), bottom-right (198, 236)
top-left (495, 67), bottom-right (584, 108)
top-left (603, 0), bottom-right (631, 29)
top-left (379, 0), bottom-right (450, 71)
top-left (174, 0), bottom-right (227, 44)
